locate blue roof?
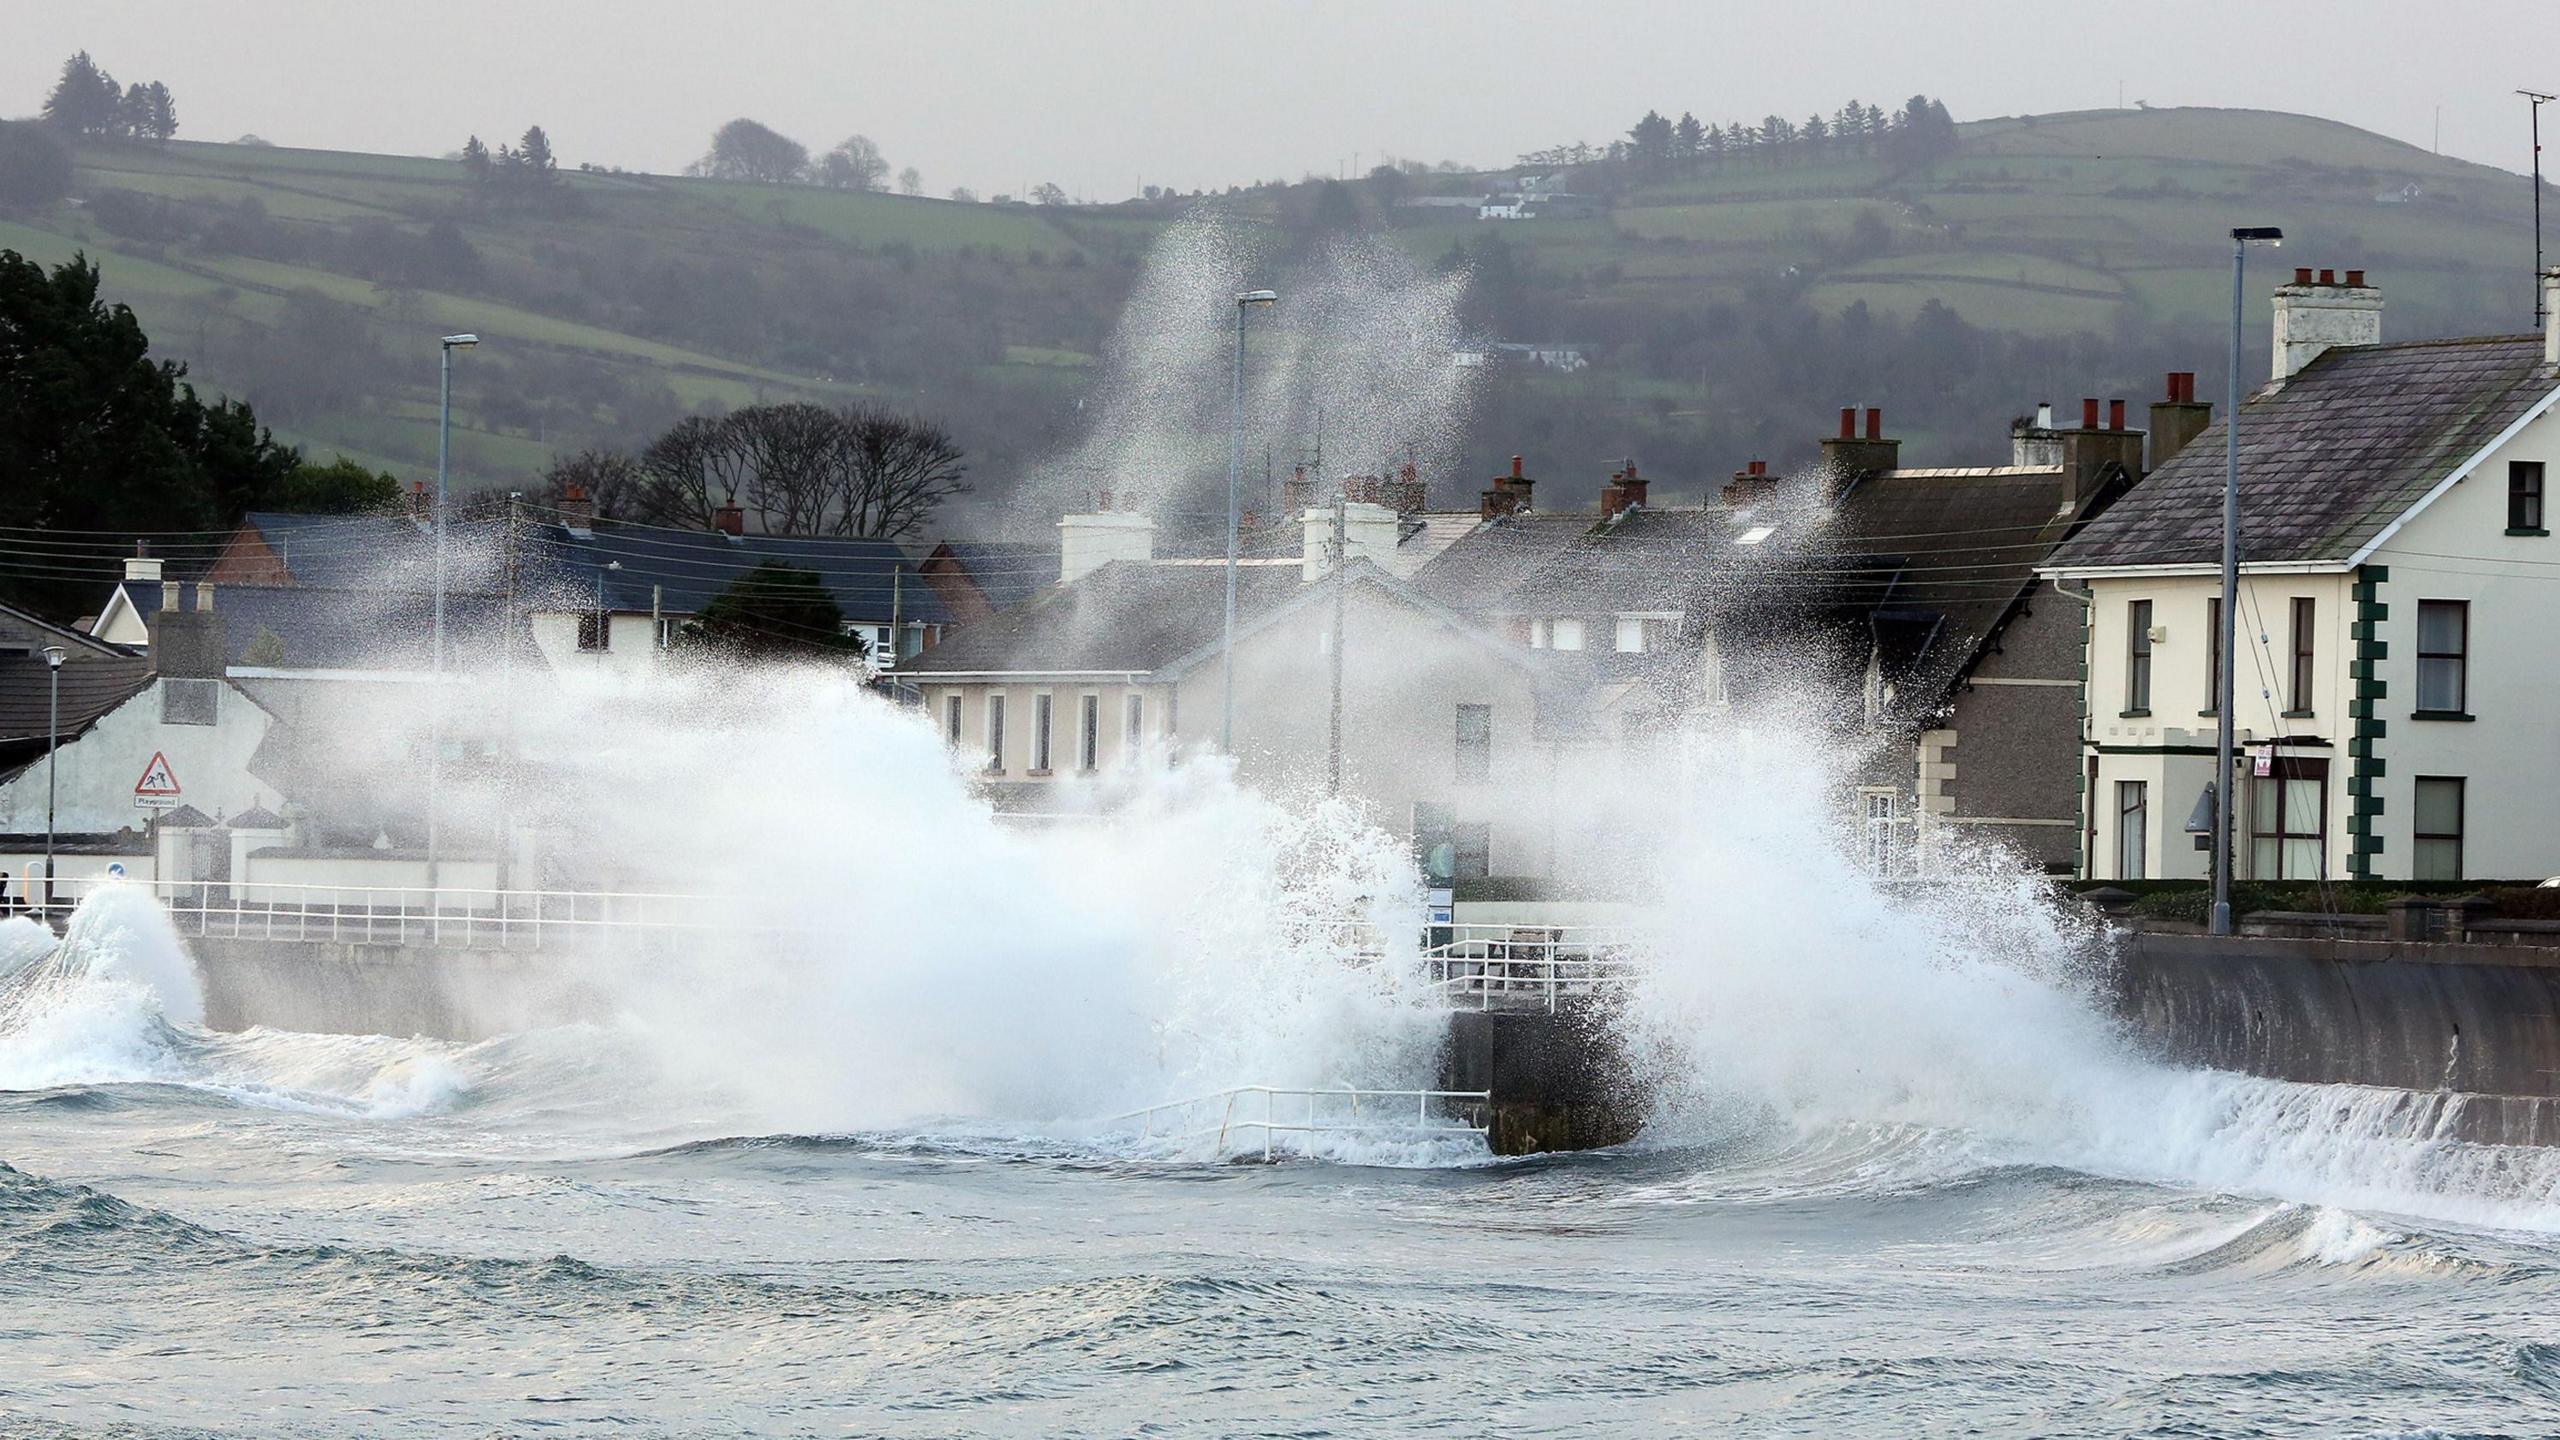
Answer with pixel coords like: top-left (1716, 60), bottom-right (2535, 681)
top-left (116, 582), bottom-right (524, 672)
top-left (240, 512), bottom-right (512, 594)
top-left (523, 522), bottom-right (954, 627)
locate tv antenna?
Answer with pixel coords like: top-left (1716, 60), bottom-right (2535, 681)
top-left (2528, 89), bottom-right (2554, 328)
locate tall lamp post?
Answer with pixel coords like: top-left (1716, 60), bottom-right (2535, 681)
top-left (1222, 289), bottom-right (1278, 753)
top-left (429, 333), bottom-right (478, 893)
top-left (41, 644), bottom-right (64, 918)
top-left (2214, 227), bottom-right (2284, 936)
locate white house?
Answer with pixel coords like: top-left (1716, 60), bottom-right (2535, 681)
top-left (2044, 266), bottom-right (2560, 883)
top-left (899, 502), bottom-right (1563, 886)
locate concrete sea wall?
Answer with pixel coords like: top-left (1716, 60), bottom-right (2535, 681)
top-left (191, 937), bottom-right (610, 1041)
top-left (2110, 931), bottom-right (2560, 1144)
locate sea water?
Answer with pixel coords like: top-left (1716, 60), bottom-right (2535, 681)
top-left (4, 673), bottom-right (2559, 1436)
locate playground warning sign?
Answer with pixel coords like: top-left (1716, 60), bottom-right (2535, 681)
top-left (133, 751), bottom-right (182, 809)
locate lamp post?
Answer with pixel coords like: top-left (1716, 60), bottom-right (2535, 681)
top-left (41, 644), bottom-right (64, 918)
top-left (429, 332), bottom-right (478, 893)
top-left (1223, 288), bottom-right (1278, 754)
top-left (2214, 227), bottom-right (2283, 936)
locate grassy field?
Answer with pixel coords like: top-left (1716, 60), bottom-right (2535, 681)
top-left (1, 105), bottom-right (2539, 499)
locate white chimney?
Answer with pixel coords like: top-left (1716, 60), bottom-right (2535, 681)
top-left (2543, 268), bottom-right (2559, 371)
top-left (1057, 510), bottom-right (1155, 584)
top-left (1301, 501), bottom-right (1399, 583)
top-left (2271, 267), bottom-right (2382, 382)
top-left (2012, 404), bottom-right (2064, 469)
top-left (124, 544), bottom-right (162, 583)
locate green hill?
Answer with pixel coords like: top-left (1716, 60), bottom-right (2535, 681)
top-left (4, 106), bottom-right (2543, 508)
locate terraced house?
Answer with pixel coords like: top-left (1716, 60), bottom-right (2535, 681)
top-left (2044, 267), bottom-right (2560, 882)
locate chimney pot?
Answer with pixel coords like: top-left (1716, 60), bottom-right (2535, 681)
top-left (1751, 459), bottom-right (1767, 476)
top-left (2081, 398), bottom-right (2100, 430)
top-left (195, 581), bottom-right (214, 612)
top-left (1838, 406), bottom-right (1856, 439)
top-left (1097, 488), bottom-right (1113, 511)
top-left (712, 504), bottom-right (745, 537)
top-left (2319, 268), bottom-right (2336, 285)
top-left (1510, 455), bottom-right (1523, 479)
top-left (2346, 268), bottom-right (2366, 287)
top-left (2294, 267), bottom-right (2313, 285)
top-left (1864, 407), bottom-right (1881, 440)
top-left (160, 581), bottom-right (179, 613)
top-left (2109, 399), bottom-right (2127, 431)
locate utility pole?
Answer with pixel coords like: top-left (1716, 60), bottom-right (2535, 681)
top-left (2526, 91), bottom-right (2554, 328)
top-left (889, 563), bottom-right (904, 674)
top-left (1328, 498), bottom-right (1347, 796)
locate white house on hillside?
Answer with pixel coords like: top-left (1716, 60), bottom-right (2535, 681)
top-left (2044, 267), bottom-right (2560, 883)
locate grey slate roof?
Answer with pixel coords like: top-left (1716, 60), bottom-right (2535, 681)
top-left (0, 654), bottom-right (150, 755)
top-left (899, 561), bottom-right (1303, 675)
top-left (113, 582), bottom-right (526, 672)
top-left (237, 512), bottom-right (513, 594)
top-left (2047, 336), bottom-right (2558, 569)
top-left (523, 522), bottom-right (953, 626)
top-left (934, 541), bottom-right (1059, 612)
top-left (1409, 512), bottom-right (1598, 611)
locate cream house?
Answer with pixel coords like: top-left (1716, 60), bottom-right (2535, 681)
top-left (2045, 267), bottom-right (2560, 882)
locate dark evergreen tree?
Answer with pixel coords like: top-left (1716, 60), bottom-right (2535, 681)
top-left (674, 561), bottom-right (865, 662)
top-left (0, 123), bottom-right (75, 210)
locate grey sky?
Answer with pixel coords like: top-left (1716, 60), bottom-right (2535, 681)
top-left (4, 0), bottom-right (2548, 194)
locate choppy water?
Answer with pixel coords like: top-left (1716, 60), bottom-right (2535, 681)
top-left (6, 896), bottom-right (2560, 1436)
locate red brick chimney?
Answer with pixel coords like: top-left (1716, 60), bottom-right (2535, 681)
top-left (1721, 458), bottom-right (1774, 506)
top-left (712, 503), bottom-right (745, 537)
top-left (557, 483), bottom-right (595, 532)
top-left (1818, 407), bottom-right (1899, 497)
top-left (1480, 455), bottom-right (1534, 519)
top-left (410, 481), bottom-right (430, 519)
top-left (2149, 371), bottom-right (2212, 471)
top-left (1599, 460), bottom-right (1649, 520)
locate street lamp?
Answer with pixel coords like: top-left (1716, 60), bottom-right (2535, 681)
top-left (2213, 227), bottom-right (2283, 936)
top-left (1222, 289), bottom-right (1278, 753)
top-left (429, 332), bottom-right (477, 893)
top-left (41, 644), bottom-right (64, 918)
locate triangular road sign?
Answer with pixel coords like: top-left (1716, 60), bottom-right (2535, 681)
top-left (134, 751), bottom-right (182, 796)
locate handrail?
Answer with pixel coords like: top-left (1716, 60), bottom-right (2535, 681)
top-left (1109, 1084), bottom-right (1493, 1161)
top-left (8, 875), bottom-right (790, 950)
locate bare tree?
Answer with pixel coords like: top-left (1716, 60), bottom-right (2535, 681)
top-left (832, 404), bottom-right (968, 538)
top-left (897, 166), bottom-right (923, 196)
top-left (730, 403), bottom-right (843, 534)
top-left (633, 415), bottom-right (755, 527)
top-left (540, 447), bottom-right (645, 519)
top-left (818, 134), bottom-right (888, 191)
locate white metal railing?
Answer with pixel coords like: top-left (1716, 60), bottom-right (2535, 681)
top-left (1416, 924), bottom-right (1645, 1013)
top-left (12, 876), bottom-right (779, 950)
top-left (1110, 1085), bottom-right (1491, 1161)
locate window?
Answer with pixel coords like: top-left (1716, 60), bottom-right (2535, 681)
top-left (1862, 790), bottom-right (1899, 875)
top-left (577, 610), bottom-right (609, 652)
top-left (1455, 703), bottom-right (1493, 783)
top-left (161, 678), bottom-right (218, 726)
top-left (2248, 757), bottom-right (2328, 880)
top-left (1453, 822), bottom-right (1491, 880)
top-left (1549, 618), bottom-right (1586, 652)
top-left (2415, 600), bottom-right (2468, 715)
top-left (1077, 693), bottom-right (1099, 771)
top-left (2413, 776), bottom-right (2465, 880)
top-left (984, 694), bottom-right (1005, 771)
top-left (1031, 693), bottom-right (1054, 772)
top-left (1614, 616), bottom-right (1646, 653)
top-left (944, 694), bottom-right (962, 746)
top-left (2509, 461), bottom-right (2545, 533)
top-left (2288, 597), bottom-right (2316, 714)
top-left (2124, 599), bottom-right (2153, 713)
top-left (2115, 781), bottom-right (2148, 881)
top-left (2202, 597), bottom-right (2221, 714)
top-left (1123, 693), bottom-right (1144, 754)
